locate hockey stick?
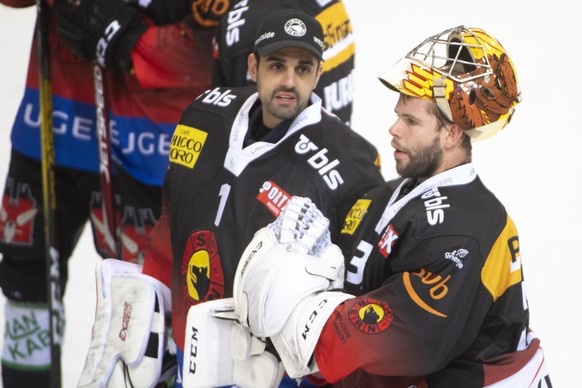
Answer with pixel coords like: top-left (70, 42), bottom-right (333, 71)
top-left (36, 0), bottom-right (64, 386)
top-left (93, 61), bottom-right (122, 259)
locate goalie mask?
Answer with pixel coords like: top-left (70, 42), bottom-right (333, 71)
top-left (379, 25), bottom-right (521, 141)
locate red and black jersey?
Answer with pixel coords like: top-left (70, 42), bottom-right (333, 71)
top-left (7, 2), bottom-right (220, 185)
top-left (212, 0), bottom-right (355, 124)
top-left (316, 164), bottom-right (550, 387)
top-left (143, 85), bottom-right (384, 349)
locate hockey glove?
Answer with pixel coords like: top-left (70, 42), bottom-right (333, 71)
top-left (268, 196), bottom-right (332, 256)
top-left (54, 0), bottom-right (148, 68)
top-left (77, 259), bottom-right (173, 388)
top-left (182, 298), bottom-right (284, 388)
top-left (233, 227), bottom-right (354, 378)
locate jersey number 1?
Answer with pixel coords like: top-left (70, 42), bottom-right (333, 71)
top-left (214, 183), bottom-right (231, 226)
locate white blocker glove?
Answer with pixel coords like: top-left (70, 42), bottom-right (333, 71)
top-left (268, 196), bottom-right (331, 256)
top-left (233, 227), bottom-right (354, 378)
top-left (182, 298), bottom-right (285, 388)
top-left (78, 259), bottom-right (173, 388)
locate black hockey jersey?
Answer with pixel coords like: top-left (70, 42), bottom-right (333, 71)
top-left (315, 164), bottom-right (550, 387)
top-left (212, 0), bottom-right (355, 124)
top-left (152, 85), bottom-right (384, 349)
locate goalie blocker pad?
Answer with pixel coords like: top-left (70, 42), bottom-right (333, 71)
top-left (77, 259), bottom-right (171, 388)
top-left (182, 298), bottom-right (284, 388)
top-left (233, 227), bottom-right (346, 338)
top-left (233, 227), bottom-right (353, 379)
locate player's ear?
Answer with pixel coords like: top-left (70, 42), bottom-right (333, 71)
top-left (248, 53), bottom-right (258, 82)
top-left (443, 123), bottom-right (464, 148)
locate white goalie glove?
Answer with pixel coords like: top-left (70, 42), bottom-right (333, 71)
top-left (234, 197), bottom-right (354, 379)
top-left (268, 196), bottom-right (331, 256)
top-left (182, 298), bottom-right (285, 388)
top-left (77, 259), bottom-right (174, 388)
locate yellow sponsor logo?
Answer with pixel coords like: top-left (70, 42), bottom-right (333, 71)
top-left (169, 124), bottom-right (208, 169)
top-left (341, 199), bottom-right (371, 235)
top-left (316, 2), bottom-right (355, 72)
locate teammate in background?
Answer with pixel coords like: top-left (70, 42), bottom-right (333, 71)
top-left (0, 0), bottom-right (228, 386)
top-left (231, 26), bottom-right (553, 386)
top-left (213, 0), bottom-right (355, 125)
top-left (73, 8), bottom-right (383, 388)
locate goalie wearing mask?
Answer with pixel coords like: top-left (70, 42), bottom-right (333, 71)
top-left (208, 26), bottom-right (552, 387)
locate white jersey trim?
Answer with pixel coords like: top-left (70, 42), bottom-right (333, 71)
top-left (375, 164), bottom-right (477, 234)
top-left (224, 93), bottom-right (323, 176)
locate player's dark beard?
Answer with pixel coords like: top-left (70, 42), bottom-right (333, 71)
top-left (266, 87), bottom-right (306, 121)
top-left (397, 135), bottom-right (443, 180)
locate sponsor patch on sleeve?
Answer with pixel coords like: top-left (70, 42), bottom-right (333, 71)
top-left (341, 199), bottom-right (371, 235)
top-left (348, 298), bottom-right (393, 334)
top-left (170, 125), bottom-right (208, 169)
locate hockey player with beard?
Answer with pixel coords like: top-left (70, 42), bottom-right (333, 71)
top-left (225, 26), bottom-right (553, 387)
top-left (71, 8), bottom-right (384, 388)
top-left (212, 0), bottom-right (355, 125)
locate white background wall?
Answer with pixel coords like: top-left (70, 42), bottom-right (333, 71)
top-left (1, 1), bottom-right (580, 386)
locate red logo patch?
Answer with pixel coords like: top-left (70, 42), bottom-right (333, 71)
top-left (348, 299), bottom-right (393, 334)
top-left (256, 180), bottom-right (291, 217)
top-left (377, 224), bottom-right (398, 258)
top-left (90, 194), bottom-right (158, 262)
top-left (119, 207), bottom-right (157, 263)
top-left (0, 183), bottom-right (37, 246)
top-left (180, 230), bottom-right (225, 315)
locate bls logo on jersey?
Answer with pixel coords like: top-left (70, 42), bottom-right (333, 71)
top-left (421, 187), bottom-right (450, 225)
top-left (180, 230), bottom-right (225, 316)
top-left (295, 134), bottom-right (344, 190)
top-left (224, 0), bottom-right (249, 46)
top-left (200, 88), bottom-right (236, 107)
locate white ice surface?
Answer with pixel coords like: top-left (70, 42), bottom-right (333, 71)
top-left (1, 1), bottom-right (580, 386)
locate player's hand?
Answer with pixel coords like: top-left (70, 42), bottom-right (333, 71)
top-left (54, 0), bottom-right (148, 68)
